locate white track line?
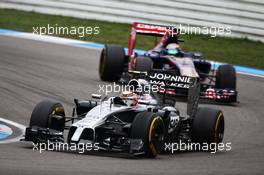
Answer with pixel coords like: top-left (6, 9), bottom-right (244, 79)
top-left (0, 118), bottom-right (26, 144)
top-left (236, 71), bottom-right (264, 78)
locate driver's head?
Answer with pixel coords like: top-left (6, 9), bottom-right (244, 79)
top-left (166, 43), bottom-right (182, 57)
top-left (120, 91), bottom-right (137, 106)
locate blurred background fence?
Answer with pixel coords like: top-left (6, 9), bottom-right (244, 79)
top-left (1, 0), bottom-right (263, 41)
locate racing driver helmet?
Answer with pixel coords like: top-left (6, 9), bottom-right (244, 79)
top-left (120, 91), bottom-right (138, 107)
top-left (166, 43), bottom-right (183, 57)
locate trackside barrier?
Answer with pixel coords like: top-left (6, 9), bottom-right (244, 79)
top-left (0, 0), bottom-right (263, 42)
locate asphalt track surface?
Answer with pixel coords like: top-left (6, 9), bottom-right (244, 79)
top-left (0, 35), bottom-right (264, 175)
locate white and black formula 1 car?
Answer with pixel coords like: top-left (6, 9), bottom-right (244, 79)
top-left (99, 22), bottom-right (237, 103)
top-left (24, 76), bottom-right (225, 158)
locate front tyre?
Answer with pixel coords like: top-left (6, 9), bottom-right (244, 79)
top-left (99, 44), bottom-right (125, 81)
top-left (30, 100), bottom-right (65, 132)
top-left (216, 64), bottom-right (236, 89)
top-left (134, 57), bottom-right (153, 73)
top-left (131, 111), bottom-right (165, 158)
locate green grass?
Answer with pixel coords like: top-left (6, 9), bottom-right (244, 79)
top-left (0, 9), bottom-right (263, 69)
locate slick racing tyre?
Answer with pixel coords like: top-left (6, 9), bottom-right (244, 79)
top-left (192, 107), bottom-right (225, 151)
top-left (131, 111), bottom-right (165, 158)
top-left (30, 100), bottom-right (65, 132)
top-left (216, 64), bottom-right (236, 89)
top-left (99, 44), bottom-right (125, 81)
top-left (134, 57), bottom-right (153, 73)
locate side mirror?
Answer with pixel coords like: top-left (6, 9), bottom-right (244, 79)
top-left (92, 94), bottom-right (102, 99)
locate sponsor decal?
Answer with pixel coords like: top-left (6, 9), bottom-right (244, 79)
top-left (149, 72), bottom-right (193, 89)
top-left (136, 23), bottom-right (168, 31)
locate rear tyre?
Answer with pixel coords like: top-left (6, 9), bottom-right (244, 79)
top-left (30, 100), bottom-right (65, 132)
top-left (216, 64), bottom-right (236, 89)
top-left (134, 57), bottom-right (153, 73)
top-left (192, 107), bottom-right (225, 151)
top-left (131, 111), bottom-right (165, 158)
top-left (99, 44), bottom-right (125, 81)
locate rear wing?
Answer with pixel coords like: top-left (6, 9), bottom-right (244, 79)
top-left (128, 22), bottom-right (180, 56)
top-left (148, 69), bottom-right (200, 117)
top-left (131, 22), bottom-right (175, 36)
top-left (148, 70), bottom-right (194, 90)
